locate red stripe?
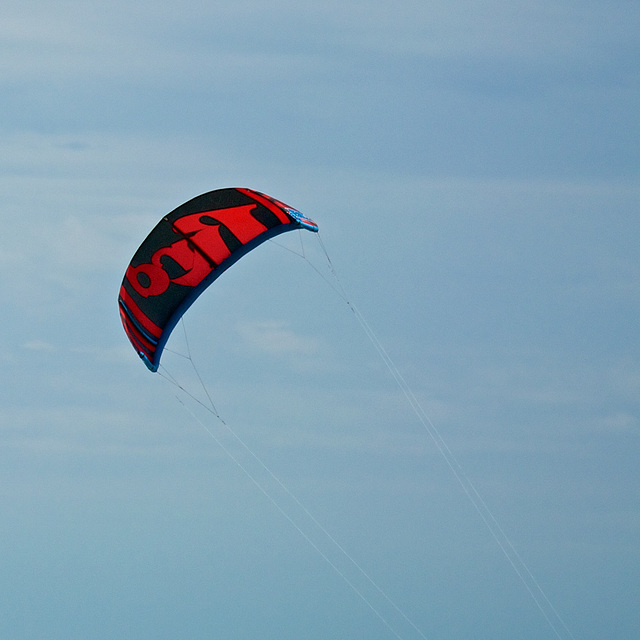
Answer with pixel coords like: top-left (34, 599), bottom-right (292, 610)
top-left (236, 188), bottom-right (291, 225)
top-left (118, 286), bottom-right (162, 339)
top-left (119, 306), bottom-right (155, 360)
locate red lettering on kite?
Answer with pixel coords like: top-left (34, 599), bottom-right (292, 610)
top-left (125, 204), bottom-right (270, 298)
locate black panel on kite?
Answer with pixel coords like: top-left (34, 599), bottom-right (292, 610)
top-left (118, 187), bottom-right (318, 371)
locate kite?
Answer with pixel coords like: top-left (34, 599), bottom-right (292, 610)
top-left (118, 187), bottom-right (318, 371)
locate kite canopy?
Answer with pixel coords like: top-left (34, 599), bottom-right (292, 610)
top-left (118, 187), bottom-right (318, 371)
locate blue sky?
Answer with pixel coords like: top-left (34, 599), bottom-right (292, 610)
top-left (1, 1), bottom-right (639, 638)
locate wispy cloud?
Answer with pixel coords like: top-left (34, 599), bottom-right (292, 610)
top-left (22, 340), bottom-right (56, 352)
top-left (235, 320), bottom-right (320, 357)
top-left (600, 412), bottom-right (638, 434)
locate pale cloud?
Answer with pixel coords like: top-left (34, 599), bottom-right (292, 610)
top-left (600, 412), bottom-right (638, 433)
top-left (235, 320), bottom-right (319, 357)
top-left (22, 339), bottom-right (56, 352)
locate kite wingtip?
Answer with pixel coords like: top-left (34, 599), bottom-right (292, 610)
top-left (285, 207), bottom-right (319, 232)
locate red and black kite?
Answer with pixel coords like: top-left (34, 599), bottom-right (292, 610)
top-left (118, 188), bottom-right (318, 371)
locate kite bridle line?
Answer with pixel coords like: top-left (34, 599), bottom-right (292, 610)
top-left (307, 232), bottom-right (576, 640)
top-left (158, 328), bottom-right (429, 640)
top-left (154, 227), bottom-right (575, 640)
